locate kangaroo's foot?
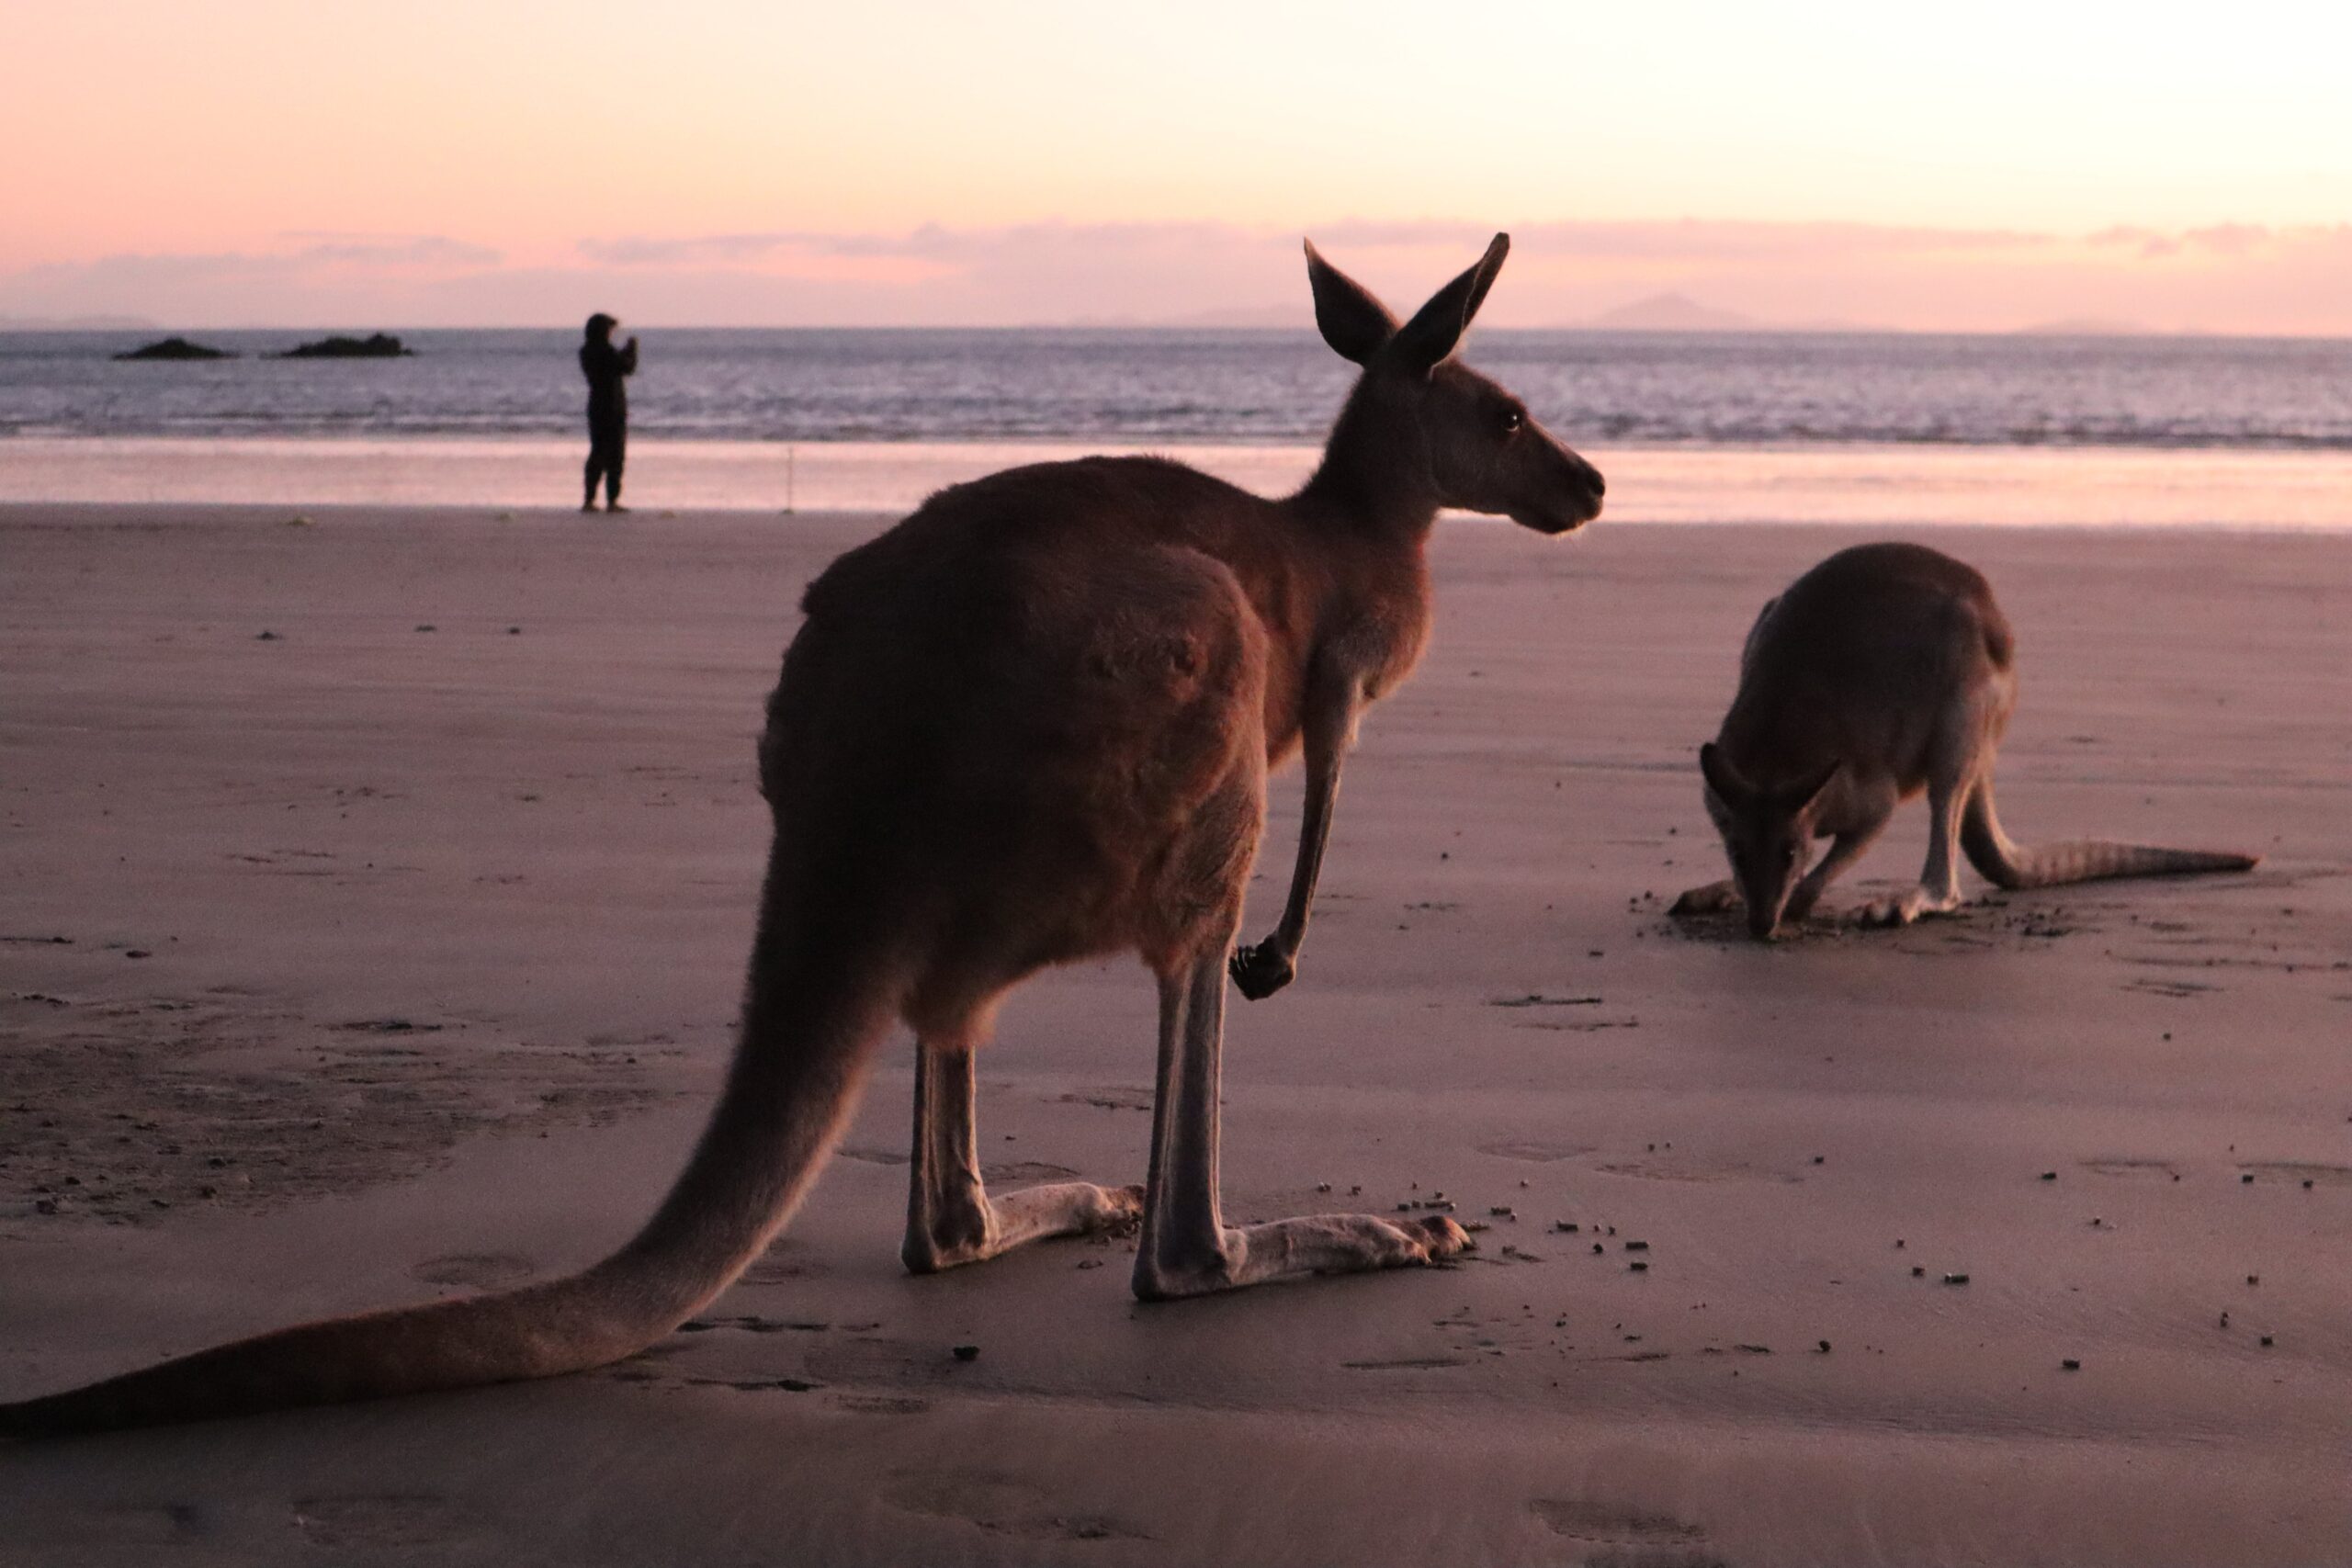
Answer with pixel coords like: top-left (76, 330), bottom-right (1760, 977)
top-left (1857, 885), bottom-right (1964, 928)
top-left (1132, 1213), bottom-right (1470, 1302)
top-left (1669, 879), bottom-right (1739, 916)
top-left (1228, 936), bottom-right (1295, 999)
top-left (904, 1180), bottom-right (1144, 1274)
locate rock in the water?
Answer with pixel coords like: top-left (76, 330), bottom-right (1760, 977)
top-left (114, 336), bottom-right (235, 361)
top-left (275, 333), bottom-right (413, 359)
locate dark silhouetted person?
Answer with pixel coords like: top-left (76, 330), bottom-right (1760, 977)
top-left (580, 313), bottom-right (638, 512)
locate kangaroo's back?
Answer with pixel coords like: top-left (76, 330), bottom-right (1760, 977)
top-left (1722, 541), bottom-right (2013, 789)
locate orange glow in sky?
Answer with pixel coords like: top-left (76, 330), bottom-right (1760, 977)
top-left (6, 1), bottom-right (2348, 330)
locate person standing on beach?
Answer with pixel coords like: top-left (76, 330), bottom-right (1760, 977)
top-left (580, 313), bottom-right (638, 513)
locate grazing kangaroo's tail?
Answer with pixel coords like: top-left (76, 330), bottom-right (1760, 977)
top-left (1960, 779), bottom-right (2260, 891)
top-left (0, 917), bottom-right (893, 1439)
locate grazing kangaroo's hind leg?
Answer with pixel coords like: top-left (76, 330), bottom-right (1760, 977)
top-left (1132, 939), bottom-right (1469, 1301)
top-left (901, 1040), bottom-right (1142, 1273)
top-left (1959, 775), bottom-right (2259, 890)
top-left (1859, 768), bottom-right (1970, 927)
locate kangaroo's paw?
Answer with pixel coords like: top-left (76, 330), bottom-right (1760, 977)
top-left (906, 1181), bottom-right (1146, 1273)
top-left (1090, 1181), bottom-right (1148, 1237)
top-left (1856, 887), bottom-right (1963, 928)
top-left (1669, 881), bottom-right (1739, 916)
top-left (1132, 1213), bottom-right (1471, 1301)
top-left (1228, 938), bottom-right (1295, 1000)
top-left (1403, 1213), bottom-right (1474, 1261)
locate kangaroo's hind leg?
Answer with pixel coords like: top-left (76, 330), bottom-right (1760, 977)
top-left (1859, 767), bottom-right (1970, 927)
top-left (1130, 937), bottom-right (1469, 1301)
top-left (900, 1039), bottom-right (1142, 1274)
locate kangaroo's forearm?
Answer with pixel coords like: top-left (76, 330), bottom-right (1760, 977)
top-left (1272, 752), bottom-right (1341, 953)
top-left (1230, 681), bottom-right (1355, 1000)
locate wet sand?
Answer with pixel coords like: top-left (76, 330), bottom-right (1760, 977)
top-left (2, 503), bottom-right (2347, 1566)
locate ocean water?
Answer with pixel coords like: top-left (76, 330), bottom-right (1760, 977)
top-left (3, 328), bottom-right (2349, 523)
top-left (6, 327), bottom-right (2350, 447)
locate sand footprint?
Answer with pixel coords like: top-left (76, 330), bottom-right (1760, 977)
top-left (887, 1469), bottom-right (1147, 1542)
top-left (1530, 1498), bottom-right (1722, 1565)
top-left (289, 1493), bottom-right (462, 1550)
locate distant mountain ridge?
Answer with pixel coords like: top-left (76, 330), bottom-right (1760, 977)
top-left (1569, 292), bottom-right (1886, 333)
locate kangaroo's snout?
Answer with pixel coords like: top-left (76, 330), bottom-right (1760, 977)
top-left (1520, 446), bottom-right (1606, 535)
top-left (1570, 457), bottom-right (1607, 524)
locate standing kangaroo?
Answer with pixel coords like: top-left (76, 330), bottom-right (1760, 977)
top-left (1670, 541), bottom-right (2257, 941)
top-left (2, 234), bottom-right (1606, 1437)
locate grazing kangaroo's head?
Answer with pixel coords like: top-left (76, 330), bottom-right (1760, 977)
top-left (1699, 741), bottom-right (1838, 941)
top-left (1306, 233), bottom-right (1605, 535)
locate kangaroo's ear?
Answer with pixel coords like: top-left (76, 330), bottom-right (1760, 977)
top-left (1698, 741), bottom-right (1750, 806)
top-left (1778, 758), bottom-right (1841, 814)
top-left (1304, 239), bottom-right (1398, 366)
top-left (1389, 232), bottom-right (1509, 375)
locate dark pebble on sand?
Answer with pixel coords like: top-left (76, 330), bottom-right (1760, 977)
top-left (1629, 1261), bottom-right (1648, 1272)
top-left (952, 1344), bottom-right (979, 1361)
top-left (124, 950), bottom-right (151, 959)
top-left (1624, 1240), bottom-right (1649, 1251)
top-left (2040, 1171), bottom-right (2058, 1181)
top-left (1817, 1340), bottom-right (1831, 1353)
top-left (2246, 1274), bottom-right (2259, 1285)
top-left (256, 630), bottom-right (278, 640)
top-left (1942, 1272), bottom-right (1971, 1285)
top-left (414, 624), bottom-right (435, 633)
top-left (2241, 1173), bottom-right (2255, 1184)
top-left (2259, 1335), bottom-right (2274, 1347)
top-left (1556, 1222), bottom-right (1579, 1233)
top-left (1912, 1266), bottom-right (1926, 1277)
top-left (2062, 1359), bottom-right (2081, 1371)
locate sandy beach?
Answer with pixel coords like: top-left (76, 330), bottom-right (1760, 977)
top-left (2, 502), bottom-right (2346, 1566)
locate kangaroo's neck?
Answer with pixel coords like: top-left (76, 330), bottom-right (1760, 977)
top-left (1291, 379), bottom-right (1442, 545)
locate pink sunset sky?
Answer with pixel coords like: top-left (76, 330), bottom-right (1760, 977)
top-left (6, 1), bottom-right (2348, 333)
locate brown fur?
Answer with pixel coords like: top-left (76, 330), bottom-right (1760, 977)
top-left (3, 234), bottom-right (1604, 1437)
top-left (1672, 541), bottom-right (2258, 940)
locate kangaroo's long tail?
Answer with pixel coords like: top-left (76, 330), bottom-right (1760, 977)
top-left (0, 897), bottom-right (893, 1439)
top-left (1959, 777), bottom-right (2259, 891)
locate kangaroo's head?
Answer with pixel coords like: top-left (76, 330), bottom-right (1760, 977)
top-left (1305, 234), bottom-right (1605, 535)
top-left (1699, 742), bottom-right (1838, 941)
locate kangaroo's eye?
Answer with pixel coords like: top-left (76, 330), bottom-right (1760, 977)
top-left (1498, 408), bottom-right (1523, 434)
top-left (1781, 844), bottom-right (1800, 866)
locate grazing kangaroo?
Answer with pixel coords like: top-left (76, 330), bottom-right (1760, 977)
top-left (2, 234), bottom-right (1606, 1437)
top-left (1670, 541), bottom-right (2257, 941)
